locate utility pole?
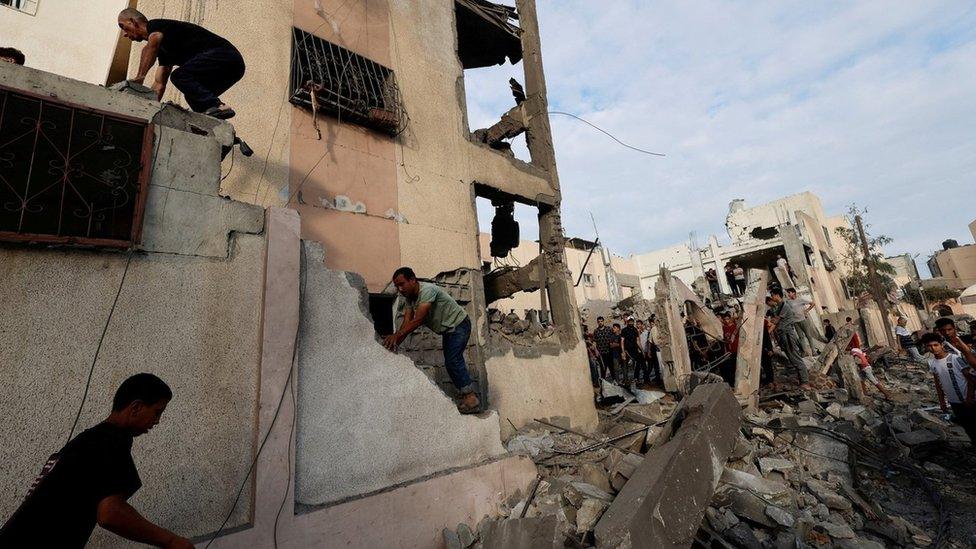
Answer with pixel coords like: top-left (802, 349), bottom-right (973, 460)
top-left (855, 215), bottom-right (897, 348)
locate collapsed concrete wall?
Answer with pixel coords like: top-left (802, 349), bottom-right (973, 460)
top-left (294, 243), bottom-right (505, 506)
top-left (486, 344), bottom-right (599, 439)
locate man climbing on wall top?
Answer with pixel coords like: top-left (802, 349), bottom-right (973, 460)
top-left (0, 47), bottom-right (25, 65)
top-left (384, 267), bottom-right (480, 414)
top-left (0, 374), bottom-right (193, 548)
top-left (118, 8), bottom-right (244, 119)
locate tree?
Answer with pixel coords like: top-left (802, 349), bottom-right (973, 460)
top-left (902, 283), bottom-right (961, 310)
top-left (833, 205), bottom-right (897, 297)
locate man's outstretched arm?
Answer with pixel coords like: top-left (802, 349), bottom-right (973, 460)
top-left (97, 495), bottom-right (192, 549)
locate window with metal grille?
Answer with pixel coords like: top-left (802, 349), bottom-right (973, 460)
top-left (0, 86), bottom-right (153, 248)
top-left (290, 28), bottom-right (407, 136)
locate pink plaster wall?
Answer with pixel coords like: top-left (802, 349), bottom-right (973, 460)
top-left (289, 0), bottom-right (399, 291)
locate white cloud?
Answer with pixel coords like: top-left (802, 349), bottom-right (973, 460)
top-left (464, 1), bottom-right (976, 272)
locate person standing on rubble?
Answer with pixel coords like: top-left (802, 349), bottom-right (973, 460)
top-left (622, 318), bottom-right (649, 387)
top-left (768, 289), bottom-right (811, 388)
top-left (725, 264), bottom-right (739, 297)
top-left (720, 312), bottom-right (739, 385)
top-left (823, 319), bottom-right (836, 342)
top-left (785, 288), bottom-right (827, 356)
top-left (611, 323), bottom-right (625, 383)
top-left (117, 8), bottom-right (244, 119)
top-left (732, 264), bottom-right (747, 296)
top-left (384, 267), bottom-right (479, 413)
top-left (0, 374), bottom-right (193, 548)
top-left (850, 347), bottom-right (891, 399)
top-left (895, 316), bottom-right (924, 363)
top-left (920, 332), bottom-right (976, 444)
top-left (593, 317), bottom-right (617, 382)
top-left (935, 317), bottom-right (971, 356)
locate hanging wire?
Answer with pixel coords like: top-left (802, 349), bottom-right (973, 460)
top-left (548, 111), bottom-right (666, 157)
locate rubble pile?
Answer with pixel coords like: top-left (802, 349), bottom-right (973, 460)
top-left (487, 308), bottom-right (557, 342)
top-left (444, 355), bottom-right (976, 548)
top-left (440, 396), bottom-right (680, 548)
top-left (702, 357), bottom-right (976, 549)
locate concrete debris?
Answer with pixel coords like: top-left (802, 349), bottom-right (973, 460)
top-left (469, 345), bottom-right (975, 549)
top-left (575, 499), bottom-right (609, 534)
top-left (594, 384), bottom-right (742, 548)
top-left (480, 516), bottom-right (562, 549)
top-left (443, 527), bottom-right (463, 549)
top-left (506, 431), bottom-right (555, 456)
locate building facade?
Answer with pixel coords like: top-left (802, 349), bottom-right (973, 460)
top-left (634, 191), bottom-right (851, 315)
top-left (0, 1), bottom-right (597, 546)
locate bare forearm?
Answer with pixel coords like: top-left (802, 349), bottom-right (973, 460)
top-left (155, 66), bottom-right (171, 88)
top-left (98, 498), bottom-right (177, 547)
top-left (136, 48), bottom-right (157, 81)
top-left (395, 318), bottom-right (424, 341)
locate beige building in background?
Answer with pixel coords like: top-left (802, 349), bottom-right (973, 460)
top-left (885, 253), bottom-right (921, 288)
top-left (634, 191), bottom-right (852, 315)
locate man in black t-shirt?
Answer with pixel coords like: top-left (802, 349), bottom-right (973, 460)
top-left (620, 318), bottom-right (645, 386)
top-left (118, 8), bottom-right (244, 119)
top-left (0, 374), bottom-right (192, 549)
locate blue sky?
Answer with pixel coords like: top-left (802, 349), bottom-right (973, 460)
top-left (465, 1), bottom-right (976, 277)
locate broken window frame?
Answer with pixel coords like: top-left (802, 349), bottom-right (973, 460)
top-left (1, 0), bottom-right (39, 16)
top-left (289, 27), bottom-right (407, 137)
top-left (0, 85), bottom-right (154, 248)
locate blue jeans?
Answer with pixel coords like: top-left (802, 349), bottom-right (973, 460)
top-left (442, 317), bottom-right (475, 394)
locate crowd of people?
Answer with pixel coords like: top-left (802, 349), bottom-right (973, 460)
top-left (582, 277), bottom-right (976, 446)
top-left (584, 316), bottom-right (663, 391)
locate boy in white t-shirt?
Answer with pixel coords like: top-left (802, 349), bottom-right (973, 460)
top-left (920, 332), bottom-right (976, 445)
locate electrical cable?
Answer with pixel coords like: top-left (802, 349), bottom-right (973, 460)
top-left (547, 111), bottom-right (666, 157)
top-left (220, 147), bottom-right (235, 182)
top-left (67, 251), bottom-right (133, 443)
top-left (273, 244), bottom-right (305, 548)
top-left (204, 243), bottom-right (307, 549)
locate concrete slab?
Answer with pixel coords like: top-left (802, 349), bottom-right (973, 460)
top-left (734, 269), bottom-right (770, 409)
top-left (594, 384), bottom-right (742, 549)
top-left (654, 268), bottom-right (691, 393)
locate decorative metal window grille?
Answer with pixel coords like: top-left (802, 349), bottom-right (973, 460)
top-left (0, 86), bottom-right (153, 248)
top-left (290, 27), bottom-right (407, 136)
top-left (1, 0), bottom-right (39, 16)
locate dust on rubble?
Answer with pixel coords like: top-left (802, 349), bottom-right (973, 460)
top-left (441, 351), bottom-right (976, 548)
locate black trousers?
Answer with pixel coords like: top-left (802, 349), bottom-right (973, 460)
top-left (600, 352), bottom-right (617, 380)
top-left (646, 347), bottom-right (662, 382)
top-left (170, 48), bottom-right (246, 112)
top-left (950, 403), bottom-right (976, 446)
top-left (627, 346), bottom-right (649, 384)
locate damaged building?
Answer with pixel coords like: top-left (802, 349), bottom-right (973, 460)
top-left (479, 234), bottom-right (642, 326)
top-left (3, 2), bottom-right (973, 549)
top-left (0, 0), bottom-right (598, 546)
